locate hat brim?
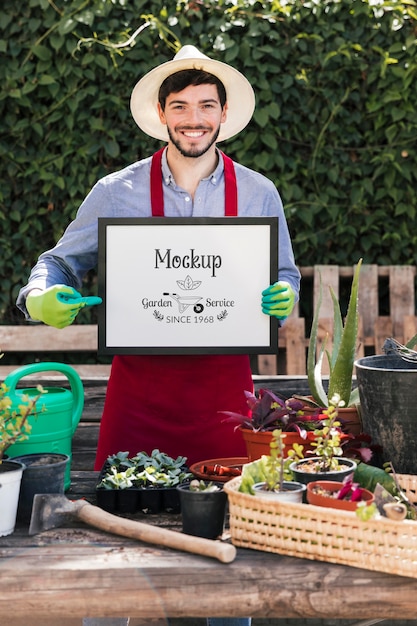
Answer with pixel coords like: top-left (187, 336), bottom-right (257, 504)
top-left (130, 54), bottom-right (255, 142)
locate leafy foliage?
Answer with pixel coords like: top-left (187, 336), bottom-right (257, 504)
top-left (221, 387), bottom-right (324, 432)
top-left (0, 380), bottom-right (44, 459)
top-left (309, 395), bottom-right (344, 472)
top-left (98, 448), bottom-right (192, 489)
top-left (1, 0), bottom-right (417, 324)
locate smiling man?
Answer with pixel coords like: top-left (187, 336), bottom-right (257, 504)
top-left (17, 48), bottom-right (300, 626)
top-left (18, 41), bottom-right (300, 470)
top-left (159, 77), bottom-right (226, 157)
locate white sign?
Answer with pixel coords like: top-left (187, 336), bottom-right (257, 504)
top-left (98, 218), bottom-right (278, 354)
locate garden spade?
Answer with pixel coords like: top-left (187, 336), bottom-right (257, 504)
top-left (29, 493), bottom-right (236, 563)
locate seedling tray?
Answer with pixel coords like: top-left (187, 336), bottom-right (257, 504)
top-left (96, 484), bottom-right (184, 514)
top-left (96, 460), bottom-right (190, 514)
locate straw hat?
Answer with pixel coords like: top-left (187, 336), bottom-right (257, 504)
top-left (130, 45), bottom-right (255, 142)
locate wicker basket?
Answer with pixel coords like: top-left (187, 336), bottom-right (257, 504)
top-left (224, 474), bottom-right (417, 579)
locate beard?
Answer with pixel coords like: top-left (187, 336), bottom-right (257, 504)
top-left (167, 124), bottom-right (221, 158)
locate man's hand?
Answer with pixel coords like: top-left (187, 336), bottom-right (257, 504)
top-left (261, 281), bottom-right (295, 321)
top-left (26, 285), bottom-right (102, 329)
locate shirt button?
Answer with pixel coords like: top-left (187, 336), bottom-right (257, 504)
top-left (185, 196), bottom-right (190, 202)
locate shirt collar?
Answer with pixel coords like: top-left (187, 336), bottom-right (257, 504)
top-left (161, 147), bottom-right (224, 187)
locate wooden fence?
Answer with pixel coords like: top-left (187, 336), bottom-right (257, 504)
top-left (259, 264), bottom-right (417, 376)
top-left (0, 264), bottom-right (416, 377)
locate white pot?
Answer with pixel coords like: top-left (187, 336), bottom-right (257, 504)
top-left (253, 481), bottom-right (306, 503)
top-left (0, 460), bottom-right (25, 536)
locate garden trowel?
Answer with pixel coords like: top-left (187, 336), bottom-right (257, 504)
top-left (29, 493), bottom-right (236, 563)
top-left (373, 483), bottom-right (407, 520)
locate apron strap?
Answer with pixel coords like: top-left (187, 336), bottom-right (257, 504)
top-left (220, 151), bottom-right (238, 217)
top-left (150, 148), bottom-right (238, 217)
top-left (150, 147), bottom-right (165, 217)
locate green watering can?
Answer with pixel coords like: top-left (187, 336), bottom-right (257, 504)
top-left (5, 362), bottom-right (84, 490)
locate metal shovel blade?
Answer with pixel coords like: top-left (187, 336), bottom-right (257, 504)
top-left (29, 493), bottom-right (79, 535)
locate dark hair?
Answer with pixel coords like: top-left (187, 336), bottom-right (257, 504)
top-left (158, 69), bottom-right (227, 110)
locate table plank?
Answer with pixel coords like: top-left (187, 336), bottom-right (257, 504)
top-left (1, 530), bottom-right (417, 620)
top-left (1, 493), bottom-right (417, 620)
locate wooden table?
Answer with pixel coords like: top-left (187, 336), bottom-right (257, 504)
top-left (1, 375), bottom-right (417, 622)
top-left (1, 469), bottom-right (417, 621)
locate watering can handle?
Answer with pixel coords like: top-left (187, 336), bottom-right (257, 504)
top-left (3, 362), bottom-right (84, 434)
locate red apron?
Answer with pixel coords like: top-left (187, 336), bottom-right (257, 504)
top-left (94, 149), bottom-right (252, 470)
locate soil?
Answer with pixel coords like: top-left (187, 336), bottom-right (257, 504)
top-left (296, 460), bottom-right (351, 473)
top-left (310, 485), bottom-right (357, 501)
top-left (25, 455), bottom-right (60, 467)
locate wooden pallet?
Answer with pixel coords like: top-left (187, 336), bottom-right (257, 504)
top-left (1, 265), bottom-right (416, 376)
top-left (258, 263), bottom-right (417, 375)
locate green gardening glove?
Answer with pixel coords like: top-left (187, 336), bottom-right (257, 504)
top-left (26, 284), bottom-right (102, 329)
top-left (261, 281), bottom-right (295, 321)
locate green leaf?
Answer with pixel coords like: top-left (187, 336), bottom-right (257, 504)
top-left (58, 17), bottom-right (76, 35)
top-left (307, 273), bottom-right (329, 407)
top-left (253, 109), bottom-right (269, 128)
top-left (32, 45), bottom-right (52, 61)
top-left (329, 286), bottom-right (343, 369)
top-left (328, 259), bottom-right (363, 405)
top-left (38, 75), bottom-right (56, 85)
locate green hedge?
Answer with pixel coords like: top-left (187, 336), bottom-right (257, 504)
top-left (1, 0), bottom-right (416, 323)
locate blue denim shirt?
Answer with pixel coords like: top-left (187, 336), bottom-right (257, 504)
top-left (17, 149), bottom-right (300, 316)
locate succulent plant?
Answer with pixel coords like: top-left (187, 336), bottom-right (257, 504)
top-left (307, 258), bottom-right (362, 408)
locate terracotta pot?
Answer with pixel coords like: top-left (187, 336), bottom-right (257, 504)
top-left (240, 428), bottom-right (317, 462)
top-left (338, 405), bottom-right (362, 436)
top-left (306, 480), bottom-right (374, 511)
top-left (301, 395), bottom-right (362, 436)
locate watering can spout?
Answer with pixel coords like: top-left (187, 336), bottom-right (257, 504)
top-left (4, 362), bottom-right (84, 489)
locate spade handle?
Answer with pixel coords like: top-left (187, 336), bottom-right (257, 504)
top-left (73, 500), bottom-right (236, 564)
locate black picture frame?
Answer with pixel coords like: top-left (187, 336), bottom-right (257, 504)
top-left (98, 217), bottom-right (278, 355)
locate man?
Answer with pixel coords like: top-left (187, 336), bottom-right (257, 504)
top-left (18, 45), bottom-right (300, 626)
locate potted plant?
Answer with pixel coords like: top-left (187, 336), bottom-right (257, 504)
top-left (221, 388), bottom-right (326, 461)
top-left (0, 376), bottom-right (44, 536)
top-left (4, 361), bottom-right (84, 490)
top-left (252, 429), bottom-right (306, 503)
top-left (96, 449), bottom-right (192, 514)
top-left (302, 258), bottom-right (363, 435)
top-left (289, 394), bottom-right (357, 494)
top-left (306, 475), bottom-right (374, 511)
top-left (176, 479), bottom-right (228, 539)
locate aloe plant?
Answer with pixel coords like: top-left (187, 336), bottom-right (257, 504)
top-left (307, 259), bottom-right (362, 408)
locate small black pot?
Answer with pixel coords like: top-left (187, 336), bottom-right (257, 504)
top-left (177, 483), bottom-right (227, 539)
top-left (12, 453), bottom-right (69, 524)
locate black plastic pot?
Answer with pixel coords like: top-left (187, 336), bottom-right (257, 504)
top-left (289, 457), bottom-right (357, 502)
top-left (12, 453), bottom-right (69, 524)
top-left (355, 354), bottom-right (417, 473)
top-left (177, 484), bottom-right (227, 539)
